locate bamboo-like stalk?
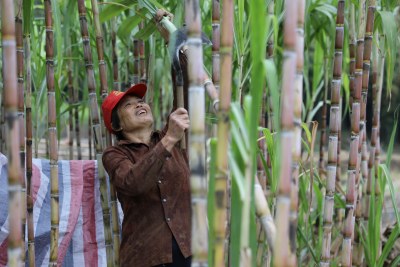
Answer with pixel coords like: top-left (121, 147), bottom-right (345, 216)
top-left (0, 102), bottom-right (4, 153)
top-left (289, 0), bottom-right (305, 263)
top-left (341, 3), bottom-right (360, 266)
top-left (139, 26), bottom-right (146, 84)
top-left (185, 0), bottom-right (208, 264)
top-left (77, 0), bottom-right (113, 265)
top-left (90, 0), bottom-right (121, 264)
top-left (266, 1), bottom-right (274, 60)
top-left (265, 1), bottom-right (275, 180)
top-left (319, 59), bottom-right (329, 180)
top-left (74, 95), bottom-right (82, 159)
top-left (24, 29), bottom-right (36, 267)
top-left (15, 1), bottom-right (27, 261)
top-left (212, 0), bottom-right (220, 93)
top-left (320, 1), bottom-right (345, 266)
top-left (44, 0), bottom-right (60, 265)
top-left (72, 60), bottom-right (82, 160)
top-left (133, 39), bottom-right (140, 84)
top-left (89, 115), bottom-right (93, 160)
top-left (373, 34), bottom-right (384, 257)
top-left (360, 3), bottom-right (380, 257)
top-left (67, 33), bottom-right (74, 160)
top-left (255, 177), bottom-right (276, 250)
top-left (363, 31), bottom-right (384, 264)
top-left (2, 0), bottom-right (24, 265)
top-left (273, 0), bottom-right (298, 266)
top-left (111, 18), bottom-right (120, 91)
top-left (213, 0), bottom-right (232, 264)
top-left (354, 0), bottom-right (366, 265)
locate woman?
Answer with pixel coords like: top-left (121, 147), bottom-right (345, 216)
top-left (101, 83), bottom-right (192, 267)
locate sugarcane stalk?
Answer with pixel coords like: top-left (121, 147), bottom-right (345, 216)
top-left (111, 18), bottom-right (120, 91)
top-left (24, 28), bottom-right (36, 267)
top-left (213, 0), bottom-right (232, 264)
top-left (2, 0), bottom-right (24, 265)
top-left (255, 177), bottom-right (276, 250)
top-left (15, 1), bottom-right (27, 261)
top-left (373, 34), bottom-right (384, 257)
top-left (265, 11), bottom-right (275, 186)
top-left (273, 0), bottom-right (298, 266)
top-left (355, 1), bottom-right (377, 264)
top-left (133, 39), bottom-right (140, 85)
top-left (77, 0), bottom-right (113, 265)
top-left (73, 58), bottom-right (82, 160)
top-left (212, 0), bottom-right (220, 94)
top-left (139, 25), bottom-right (147, 84)
top-left (207, 0), bottom-right (221, 112)
top-left (319, 58), bottom-right (329, 180)
top-left (43, 0), bottom-right (60, 265)
top-left (67, 32), bottom-right (75, 160)
top-left (185, 0), bottom-right (208, 264)
top-left (341, 1), bottom-right (365, 266)
top-left (320, 1), bottom-right (345, 266)
top-left (289, 0), bottom-right (305, 263)
top-left (90, 0), bottom-right (120, 265)
top-left (364, 31), bottom-right (384, 263)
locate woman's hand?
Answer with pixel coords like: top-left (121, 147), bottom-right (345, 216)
top-left (161, 108), bottom-right (189, 151)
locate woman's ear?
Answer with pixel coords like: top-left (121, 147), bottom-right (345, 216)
top-left (111, 125), bottom-right (123, 132)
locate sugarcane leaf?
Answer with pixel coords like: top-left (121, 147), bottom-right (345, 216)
top-left (52, 0), bottom-right (63, 79)
top-left (385, 111), bottom-right (398, 167)
top-left (229, 153), bottom-right (245, 201)
top-left (99, 0), bottom-right (138, 22)
top-left (231, 123), bottom-right (249, 163)
top-left (312, 40), bottom-right (324, 94)
top-left (140, 0), bottom-right (165, 11)
top-left (375, 11), bottom-right (398, 98)
top-left (134, 22), bottom-right (157, 40)
top-left (117, 10), bottom-right (147, 41)
top-left (380, 164), bottom-right (400, 230)
top-left (231, 103), bottom-right (250, 149)
top-left (307, 100), bottom-right (323, 122)
top-left (264, 59), bottom-right (280, 131)
top-left (23, 0), bottom-right (34, 34)
top-left (389, 253), bottom-right (400, 267)
top-left (378, 224), bottom-right (400, 267)
top-left (207, 138), bottom-right (217, 265)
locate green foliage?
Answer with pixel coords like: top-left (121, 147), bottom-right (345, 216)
top-left (375, 10), bottom-right (399, 99)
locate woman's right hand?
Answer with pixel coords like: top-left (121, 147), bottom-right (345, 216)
top-left (162, 108), bottom-right (189, 151)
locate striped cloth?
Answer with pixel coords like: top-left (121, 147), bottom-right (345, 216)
top-left (0, 153), bottom-right (119, 267)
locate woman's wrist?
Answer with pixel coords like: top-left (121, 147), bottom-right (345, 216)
top-left (161, 134), bottom-right (178, 152)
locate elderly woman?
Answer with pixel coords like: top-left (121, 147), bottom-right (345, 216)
top-left (101, 83), bottom-right (192, 267)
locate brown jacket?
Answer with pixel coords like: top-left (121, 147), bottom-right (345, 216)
top-left (102, 129), bottom-right (191, 267)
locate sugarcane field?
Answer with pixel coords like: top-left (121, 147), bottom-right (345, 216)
top-left (1, 0), bottom-right (400, 266)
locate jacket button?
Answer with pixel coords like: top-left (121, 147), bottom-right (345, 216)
top-left (166, 217), bottom-right (171, 222)
top-left (162, 198), bottom-right (167, 203)
top-left (158, 180), bottom-right (162, 184)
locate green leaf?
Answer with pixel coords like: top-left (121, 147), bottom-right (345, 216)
top-left (99, 0), bottom-right (138, 22)
top-left (264, 59), bottom-right (280, 131)
top-left (385, 111), bottom-right (398, 167)
top-left (375, 11), bottom-right (398, 98)
top-left (117, 11), bottom-right (147, 41)
top-left (207, 138), bottom-right (217, 266)
top-left (23, 0), bottom-right (34, 34)
top-left (378, 224), bottom-right (400, 267)
top-left (134, 22), bottom-right (157, 40)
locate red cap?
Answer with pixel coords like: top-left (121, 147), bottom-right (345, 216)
top-left (102, 83), bottom-right (147, 134)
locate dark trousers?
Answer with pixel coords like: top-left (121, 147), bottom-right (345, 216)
top-left (155, 237), bottom-right (191, 267)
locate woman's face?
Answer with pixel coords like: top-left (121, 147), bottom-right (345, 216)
top-left (116, 95), bottom-right (153, 133)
